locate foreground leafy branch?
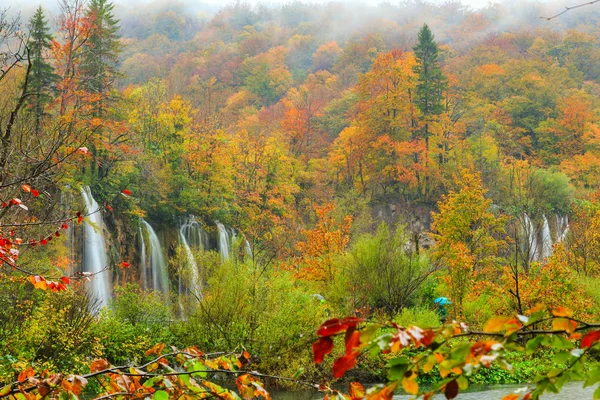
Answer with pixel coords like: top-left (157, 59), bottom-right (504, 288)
top-left (312, 306), bottom-right (600, 400)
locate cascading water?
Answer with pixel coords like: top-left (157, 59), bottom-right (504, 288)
top-left (139, 226), bottom-right (147, 289)
top-left (556, 215), bottom-right (569, 242)
top-left (141, 220), bottom-right (170, 294)
top-left (540, 215), bottom-right (553, 260)
top-left (81, 186), bottom-right (111, 308)
top-left (216, 221), bottom-right (230, 261)
top-left (523, 214), bottom-right (539, 262)
top-left (179, 225), bottom-right (202, 299)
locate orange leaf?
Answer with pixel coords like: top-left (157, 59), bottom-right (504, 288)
top-left (349, 382), bottom-right (364, 399)
top-left (402, 377), bottom-right (418, 395)
top-left (90, 359), bottom-right (109, 373)
top-left (17, 367), bottom-right (34, 383)
top-left (552, 307), bottom-right (573, 318)
top-left (484, 316), bottom-right (510, 333)
top-left (552, 318), bottom-right (577, 334)
top-left (502, 395), bottom-right (520, 400)
top-left (145, 343), bottom-right (165, 356)
top-left (21, 184), bottom-right (31, 193)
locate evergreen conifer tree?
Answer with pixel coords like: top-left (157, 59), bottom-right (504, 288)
top-left (27, 6), bottom-right (59, 135)
top-left (81, 0), bottom-right (120, 115)
top-left (413, 24), bottom-right (447, 118)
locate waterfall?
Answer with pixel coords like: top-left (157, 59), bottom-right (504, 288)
top-left (540, 215), bottom-right (553, 260)
top-left (523, 214), bottom-right (539, 262)
top-left (244, 238), bottom-right (253, 259)
top-left (81, 186), bottom-right (111, 308)
top-left (216, 222), bottom-right (230, 261)
top-left (179, 225), bottom-right (202, 299)
top-left (139, 226), bottom-right (147, 289)
top-left (141, 220), bottom-right (170, 293)
top-left (556, 215), bottom-right (569, 242)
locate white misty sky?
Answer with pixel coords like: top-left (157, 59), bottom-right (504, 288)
top-left (2, 0), bottom-right (532, 12)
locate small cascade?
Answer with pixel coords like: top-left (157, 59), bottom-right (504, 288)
top-left (141, 220), bottom-right (170, 294)
top-left (556, 215), bottom-right (569, 242)
top-left (523, 214), bottom-right (539, 262)
top-left (139, 226), bottom-right (147, 289)
top-left (244, 238), bottom-right (253, 259)
top-left (179, 226), bottom-right (202, 299)
top-left (216, 221), bottom-right (230, 261)
top-left (81, 186), bottom-right (111, 308)
top-left (181, 217), bottom-right (210, 250)
top-left (540, 215), bottom-right (553, 260)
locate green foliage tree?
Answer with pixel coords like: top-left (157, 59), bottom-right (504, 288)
top-left (339, 223), bottom-right (434, 316)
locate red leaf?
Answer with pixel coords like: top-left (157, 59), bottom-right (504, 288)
top-left (31, 189), bottom-right (39, 197)
top-left (445, 380), bottom-right (459, 399)
top-left (345, 329), bottom-right (361, 355)
top-left (581, 330), bottom-right (600, 348)
top-left (40, 239), bottom-right (47, 246)
top-left (61, 223), bottom-right (69, 229)
top-left (60, 276), bottom-right (70, 284)
top-left (55, 231), bottom-right (61, 237)
top-left (29, 240), bottom-right (37, 246)
top-left (119, 261), bottom-right (130, 269)
top-left (77, 216), bottom-right (83, 224)
top-left (342, 316), bottom-right (364, 329)
top-left (105, 205), bottom-right (113, 211)
top-left (1, 202), bottom-right (6, 208)
top-left (317, 318), bottom-right (348, 337)
top-left (333, 353), bottom-right (358, 378)
top-left (122, 189), bottom-right (131, 196)
top-left (312, 337), bottom-right (334, 364)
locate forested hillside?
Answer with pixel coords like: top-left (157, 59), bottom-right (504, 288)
top-left (2, 0), bottom-right (600, 398)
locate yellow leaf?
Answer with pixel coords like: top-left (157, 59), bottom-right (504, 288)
top-left (552, 318), bottom-right (577, 334)
top-left (484, 316), bottom-right (510, 333)
top-left (552, 307), bottom-right (573, 318)
top-left (402, 377), bottom-right (418, 395)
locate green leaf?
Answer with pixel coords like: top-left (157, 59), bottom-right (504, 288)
top-left (360, 323), bottom-right (382, 344)
top-left (293, 367), bottom-right (305, 379)
top-left (192, 362), bottom-right (207, 378)
top-left (551, 335), bottom-right (573, 350)
top-left (585, 367), bottom-right (600, 387)
top-left (526, 335), bottom-right (545, 353)
top-left (143, 377), bottom-right (157, 388)
top-left (154, 390), bottom-right (169, 400)
top-left (450, 342), bottom-right (471, 361)
top-left (552, 351), bottom-right (570, 364)
top-left (594, 384), bottom-right (600, 400)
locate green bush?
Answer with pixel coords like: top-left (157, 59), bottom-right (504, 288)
top-left (93, 284), bottom-right (175, 365)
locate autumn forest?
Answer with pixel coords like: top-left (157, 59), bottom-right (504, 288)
top-left (2, 0), bottom-right (600, 398)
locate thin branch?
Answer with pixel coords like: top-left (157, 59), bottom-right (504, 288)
top-left (541, 0), bottom-right (600, 20)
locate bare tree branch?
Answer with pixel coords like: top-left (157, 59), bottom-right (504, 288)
top-left (541, 0), bottom-right (600, 20)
